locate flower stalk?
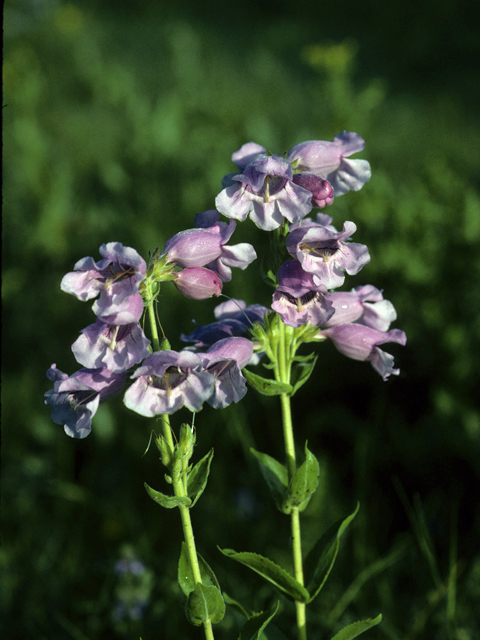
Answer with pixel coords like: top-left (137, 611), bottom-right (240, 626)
top-left (277, 319), bottom-right (307, 640)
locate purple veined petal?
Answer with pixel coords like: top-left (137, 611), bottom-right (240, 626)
top-left (232, 142), bottom-right (267, 169)
top-left (328, 158), bottom-right (372, 196)
top-left (318, 324), bottom-right (406, 379)
top-left (202, 337), bottom-right (253, 409)
top-left (276, 260), bottom-right (320, 298)
top-left (45, 366), bottom-right (126, 437)
top-left (61, 243), bottom-right (146, 306)
top-left (204, 337), bottom-right (253, 369)
top-left (361, 299), bottom-right (397, 332)
top-left (205, 359), bottom-right (247, 409)
top-left (123, 350), bottom-right (215, 416)
top-left (71, 319), bottom-right (151, 373)
top-left (215, 182), bottom-right (251, 222)
top-left (93, 292), bottom-right (144, 325)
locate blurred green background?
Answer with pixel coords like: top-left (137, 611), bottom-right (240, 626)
top-left (2, 0), bottom-right (480, 638)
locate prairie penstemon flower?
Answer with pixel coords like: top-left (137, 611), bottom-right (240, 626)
top-left (46, 128), bottom-right (404, 640)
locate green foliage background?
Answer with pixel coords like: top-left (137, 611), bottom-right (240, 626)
top-left (2, 1), bottom-right (480, 638)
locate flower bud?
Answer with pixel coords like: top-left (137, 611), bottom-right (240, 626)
top-left (174, 267), bottom-right (222, 300)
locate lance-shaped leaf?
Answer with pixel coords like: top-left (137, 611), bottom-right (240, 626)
top-left (290, 355), bottom-right (318, 396)
top-left (178, 542), bottom-right (221, 596)
top-left (144, 482), bottom-right (192, 509)
top-left (282, 443), bottom-right (320, 514)
top-left (305, 503), bottom-right (359, 601)
top-left (251, 449), bottom-right (288, 511)
top-left (219, 548), bottom-right (310, 603)
top-left (330, 614), bottom-right (382, 640)
top-left (187, 448), bottom-right (214, 507)
top-left (185, 583), bottom-right (225, 626)
top-left (222, 592), bottom-right (250, 619)
top-left (243, 369), bottom-right (292, 396)
top-left (238, 601), bottom-right (279, 640)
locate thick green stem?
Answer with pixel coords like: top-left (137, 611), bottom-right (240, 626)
top-left (146, 296), bottom-right (161, 352)
top-left (277, 321), bottom-right (307, 640)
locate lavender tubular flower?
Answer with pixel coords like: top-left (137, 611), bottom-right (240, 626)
top-left (202, 337), bottom-right (253, 408)
top-left (286, 219), bottom-right (370, 289)
top-left (174, 267), bottom-right (222, 300)
top-left (324, 285), bottom-right (397, 331)
top-left (45, 364), bottom-right (127, 438)
top-left (216, 153), bottom-right (314, 231)
top-left (271, 260), bottom-right (334, 328)
top-left (287, 131), bottom-right (371, 196)
top-left (61, 243), bottom-right (146, 305)
top-left (123, 351), bottom-right (215, 416)
top-left (71, 319), bottom-right (151, 373)
top-left (195, 210), bottom-right (257, 282)
top-left (318, 325), bottom-right (407, 380)
top-left (162, 228), bottom-right (223, 268)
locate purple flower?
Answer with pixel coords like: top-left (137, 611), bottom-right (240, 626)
top-left (123, 350), bottom-right (215, 416)
top-left (287, 131), bottom-right (371, 196)
top-left (45, 364), bottom-right (127, 438)
top-left (271, 261), bottom-right (335, 327)
top-left (318, 324), bottom-right (407, 380)
top-left (194, 210), bottom-right (257, 281)
top-left (216, 153), bottom-right (314, 231)
top-left (181, 299), bottom-right (268, 348)
top-left (162, 228), bottom-right (223, 268)
top-left (286, 217), bottom-right (370, 289)
top-left (174, 267), bottom-right (222, 300)
top-left (61, 243), bottom-right (146, 307)
top-left (324, 285), bottom-right (398, 331)
top-left (71, 319), bottom-right (151, 373)
top-left (202, 337), bottom-right (253, 408)
top-left (93, 292), bottom-right (144, 326)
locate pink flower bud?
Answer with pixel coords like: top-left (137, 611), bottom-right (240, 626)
top-left (174, 267), bottom-right (222, 300)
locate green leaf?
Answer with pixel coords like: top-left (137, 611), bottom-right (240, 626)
top-left (250, 449), bottom-right (288, 511)
top-left (238, 601), bottom-right (279, 640)
top-left (330, 615), bottom-right (382, 640)
top-left (243, 369), bottom-right (292, 396)
top-left (178, 542), bottom-right (221, 596)
top-left (282, 444), bottom-right (320, 514)
top-left (222, 592), bottom-right (250, 620)
top-left (187, 448), bottom-right (214, 507)
top-left (305, 503), bottom-right (359, 601)
top-left (290, 355), bottom-right (318, 396)
top-left (219, 548), bottom-right (310, 603)
top-left (185, 583), bottom-right (225, 626)
top-left (144, 482), bottom-right (192, 509)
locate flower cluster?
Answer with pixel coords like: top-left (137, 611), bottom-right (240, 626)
top-left (46, 130), bottom-right (406, 439)
top-left (214, 132), bottom-right (405, 379)
top-left (215, 131), bottom-right (370, 231)
top-left (45, 221), bottom-right (257, 437)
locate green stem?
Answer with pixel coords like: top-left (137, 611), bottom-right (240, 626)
top-left (277, 320), bottom-right (307, 640)
top-left (146, 296), bottom-right (161, 352)
top-left (146, 288), bottom-right (214, 640)
top-left (173, 466), bottom-right (215, 640)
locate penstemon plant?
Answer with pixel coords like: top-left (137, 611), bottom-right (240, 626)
top-left (45, 130), bottom-right (406, 640)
